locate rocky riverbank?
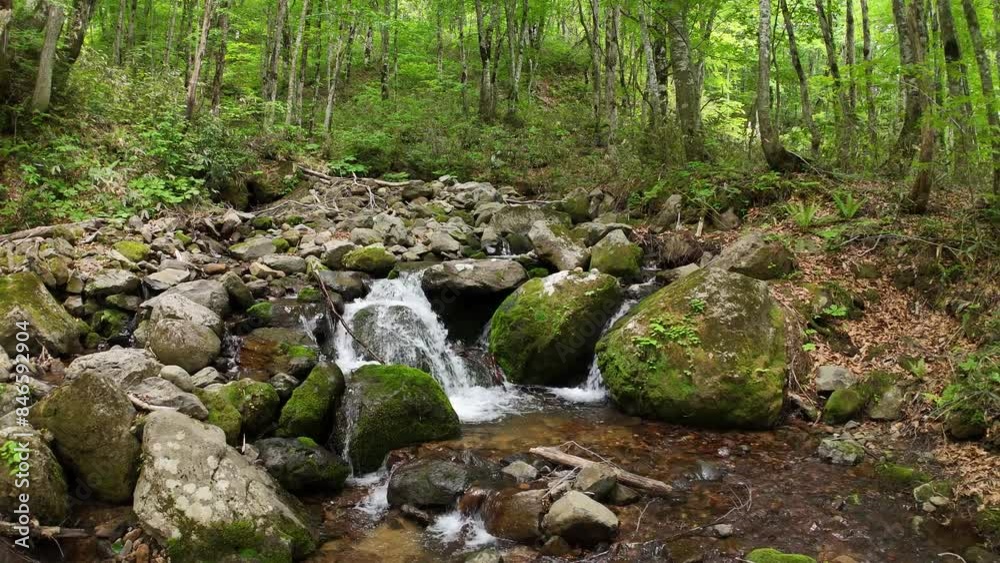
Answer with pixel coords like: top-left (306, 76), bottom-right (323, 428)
top-left (0, 174), bottom-right (996, 562)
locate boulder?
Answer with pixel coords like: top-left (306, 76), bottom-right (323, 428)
top-left (489, 205), bottom-right (570, 236)
top-left (276, 363), bottom-right (345, 441)
top-left (747, 549), bottom-right (817, 563)
top-left (131, 377), bottom-right (209, 419)
top-left (817, 438), bottom-right (865, 466)
top-left (315, 269), bottom-right (370, 300)
top-left (0, 271), bottom-right (84, 356)
top-left (145, 293), bottom-right (224, 336)
top-left (218, 379), bottom-right (281, 436)
top-left (527, 221), bottom-right (590, 271)
top-left (28, 372), bottom-right (141, 502)
top-left (591, 229), bottom-right (643, 280)
top-left (574, 464), bottom-right (618, 500)
top-left (163, 280), bottom-right (230, 317)
top-left (321, 240), bottom-right (358, 270)
top-left (220, 271), bottom-right (254, 311)
top-left (255, 437), bottom-right (350, 494)
top-left (160, 365), bottom-right (195, 392)
top-left (708, 232), bottom-right (796, 280)
top-left (815, 365), bottom-right (855, 394)
top-left (195, 388), bottom-right (243, 444)
top-left (387, 459), bottom-right (477, 508)
top-left (500, 460), bottom-right (538, 483)
top-left (868, 385), bottom-right (906, 421)
top-left (144, 268), bottom-right (190, 291)
top-left (343, 244), bottom-right (397, 276)
top-left (542, 491), bottom-right (618, 546)
top-left (260, 254), bottom-right (307, 274)
top-left (597, 268), bottom-right (797, 429)
top-left (489, 271), bottom-right (622, 385)
top-left (655, 230), bottom-right (703, 268)
top-left (334, 364), bottom-right (460, 473)
top-left (238, 327), bottom-right (318, 380)
top-left (148, 319), bottom-right (221, 374)
top-left (229, 237), bottom-right (277, 260)
top-left (422, 259), bottom-right (527, 295)
top-left (66, 347), bottom-right (163, 388)
top-left (823, 388), bottom-right (864, 424)
top-left (133, 411), bottom-right (315, 562)
top-left (482, 488), bottom-right (548, 542)
top-left (84, 269), bottom-right (141, 297)
top-left (0, 427), bottom-right (68, 523)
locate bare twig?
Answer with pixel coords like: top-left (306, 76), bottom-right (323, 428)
top-left (312, 270), bottom-right (386, 365)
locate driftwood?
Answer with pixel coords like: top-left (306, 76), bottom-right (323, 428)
top-left (529, 446), bottom-right (673, 496)
top-left (0, 521), bottom-right (89, 540)
top-left (127, 394), bottom-right (178, 412)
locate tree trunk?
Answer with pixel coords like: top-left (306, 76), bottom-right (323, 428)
top-left (32, 3), bottom-right (65, 113)
top-left (286, 0), bottom-right (310, 124)
top-left (210, 2), bottom-right (229, 116)
top-left (909, 0), bottom-right (934, 211)
top-left (185, 0), bottom-right (214, 121)
top-left (668, 8), bottom-right (708, 161)
top-left (165, 0), bottom-right (178, 66)
top-left (780, 0), bottom-right (821, 156)
top-left (586, 0), bottom-right (603, 146)
top-left (758, 0), bottom-right (804, 172)
top-left (885, 0), bottom-right (925, 177)
top-left (605, 2), bottom-right (620, 143)
top-left (113, 0), bottom-right (127, 65)
top-left (64, 0), bottom-right (98, 66)
top-left (264, 0), bottom-right (288, 113)
top-left (459, 0), bottom-right (469, 114)
top-left (815, 0), bottom-right (854, 158)
top-left (962, 0), bottom-right (1000, 194)
top-left (474, 0), bottom-right (496, 121)
top-left (639, 4), bottom-right (660, 128)
top-left (861, 0), bottom-right (877, 146)
top-left (938, 0), bottom-right (975, 177)
top-left (845, 0), bottom-right (856, 114)
top-left (379, 0), bottom-right (391, 100)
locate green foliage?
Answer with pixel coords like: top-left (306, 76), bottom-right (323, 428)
top-left (932, 345), bottom-right (999, 428)
top-left (785, 200), bottom-right (821, 230)
top-left (832, 190), bottom-right (864, 219)
top-left (0, 441), bottom-right (22, 475)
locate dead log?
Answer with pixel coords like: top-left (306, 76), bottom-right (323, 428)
top-left (0, 521), bottom-right (89, 539)
top-left (297, 166), bottom-right (337, 183)
top-left (371, 179), bottom-right (410, 188)
top-left (529, 446), bottom-right (673, 496)
top-left (0, 220), bottom-right (104, 243)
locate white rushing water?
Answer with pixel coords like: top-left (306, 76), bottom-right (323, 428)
top-left (350, 470), bottom-right (392, 518)
top-left (548, 298), bottom-right (637, 403)
top-left (333, 272), bottom-right (531, 423)
top-left (426, 510), bottom-right (496, 550)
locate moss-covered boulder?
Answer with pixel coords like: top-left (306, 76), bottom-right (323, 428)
top-left (746, 548), bottom-right (817, 563)
top-left (709, 232), bottom-right (796, 281)
top-left (334, 364), bottom-right (460, 473)
top-left (113, 240), bottom-right (152, 262)
top-left (597, 268), bottom-right (794, 429)
top-left (0, 271), bottom-right (84, 356)
top-left (255, 437), bottom-right (350, 494)
top-left (134, 411), bottom-right (316, 563)
top-left (195, 388), bottom-right (243, 445)
top-left (219, 379), bottom-right (281, 437)
top-left (823, 388), bottom-right (865, 424)
top-left (489, 270), bottom-right (622, 385)
top-left (591, 229), bottom-right (643, 280)
top-left (90, 308), bottom-right (130, 338)
top-left (148, 318), bottom-right (221, 374)
top-left (0, 427), bottom-right (69, 524)
top-left (276, 363), bottom-right (345, 441)
top-left (238, 327), bottom-right (319, 380)
top-left (28, 372), bottom-right (141, 502)
top-left (343, 244), bottom-right (398, 277)
top-left (527, 221), bottom-right (590, 271)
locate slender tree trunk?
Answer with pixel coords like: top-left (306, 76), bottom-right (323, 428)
top-left (885, 0), bottom-right (925, 177)
top-left (639, 4), bottom-right (660, 129)
top-left (165, 0), bottom-right (178, 66)
top-left (459, 0), bottom-right (470, 114)
top-left (585, 0), bottom-right (603, 146)
top-left (364, 24), bottom-right (373, 65)
top-left (962, 0), bottom-right (1000, 194)
top-left (605, 2), bottom-right (620, 143)
top-left (780, 0), bottom-right (821, 155)
top-left (126, 0), bottom-right (137, 55)
top-left (32, 3), bottom-right (66, 113)
top-left (816, 0), bottom-right (854, 159)
top-left (474, 0), bottom-right (496, 121)
top-left (669, 8), bottom-right (708, 161)
top-left (185, 0), bottom-right (214, 121)
top-left (909, 0), bottom-right (934, 211)
top-left (845, 0), bottom-right (856, 113)
top-left (64, 0), bottom-right (98, 67)
top-left (265, 0), bottom-right (289, 114)
top-left (113, 0), bottom-right (127, 65)
top-left (758, 0), bottom-right (804, 172)
top-left (286, 0), bottom-right (310, 124)
top-left (861, 0), bottom-right (877, 146)
top-left (210, 2), bottom-right (229, 116)
top-left (0, 0), bottom-right (11, 96)
top-left (435, 4), bottom-right (444, 77)
top-left (379, 0), bottom-right (390, 99)
top-left (938, 0), bottom-right (974, 178)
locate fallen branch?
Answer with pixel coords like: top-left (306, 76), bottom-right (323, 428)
top-left (0, 220), bottom-right (104, 243)
top-left (0, 521), bottom-right (89, 540)
top-left (372, 179), bottom-right (410, 188)
top-left (127, 395), bottom-right (178, 412)
top-left (529, 446), bottom-right (673, 496)
top-left (311, 270), bottom-right (386, 365)
top-left (297, 165), bottom-right (337, 183)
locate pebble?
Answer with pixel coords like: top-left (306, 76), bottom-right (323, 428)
top-left (922, 501), bottom-right (936, 513)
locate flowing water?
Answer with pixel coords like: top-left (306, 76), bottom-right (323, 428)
top-left (333, 272), bottom-right (533, 424)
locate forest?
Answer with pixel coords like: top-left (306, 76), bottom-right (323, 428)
top-left (0, 0), bottom-right (999, 562)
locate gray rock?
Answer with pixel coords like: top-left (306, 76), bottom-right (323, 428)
top-left (190, 367), bottom-right (224, 387)
top-left (85, 269), bottom-right (141, 297)
top-left (148, 318), bottom-right (221, 373)
top-left (228, 236), bottom-right (276, 260)
top-left (373, 213), bottom-right (411, 246)
top-left (255, 437), bottom-right (349, 494)
top-left (501, 460), bottom-right (538, 483)
top-left (106, 293), bottom-right (142, 311)
top-left (708, 232), bottom-right (795, 280)
top-left (387, 459), bottom-right (476, 508)
top-left (869, 385), bottom-right (906, 421)
top-left (350, 227), bottom-right (383, 245)
top-left (483, 488), bottom-right (548, 542)
top-left (428, 231), bottom-right (462, 254)
top-left (490, 205), bottom-right (570, 235)
top-left (528, 221), bottom-right (590, 271)
top-left (315, 269), bottom-right (370, 300)
top-left (66, 347), bottom-right (163, 388)
top-left (606, 483), bottom-right (640, 505)
top-left (651, 193), bottom-right (684, 232)
top-left (145, 293), bottom-right (224, 336)
top-left (465, 548), bottom-right (504, 563)
top-left (816, 365), bottom-right (856, 394)
top-left (144, 268), bottom-right (190, 291)
top-left (321, 240), bottom-right (357, 270)
top-left (542, 490), bottom-right (619, 546)
top-left (159, 365), bottom-right (195, 392)
top-left (0, 427), bottom-right (68, 523)
top-left (817, 438), bottom-right (865, 466)
top-left (260, 253), bottom-right (307, 274)
top-left (220, 271), bottom-right (254, 310)
top-left (133, 411), bottom-right (315, 561)
top-left (421, 259), bottom-right (528, 295)
top-left (574, 464), bottom-right (618, 499)
top-left (0, 272), bottom-right (85, 356)
top-left (131, 377), bottom-right (209, 419)
top-left (269, 373), bottom-right (300, 400)
top-left (163, 280), bottom-right (230, 317)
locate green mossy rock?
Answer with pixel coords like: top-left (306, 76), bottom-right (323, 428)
top-left (343, 244), bottom-right (397, 276)
top-left (591, 230), bottom-right (643, 280)
top-left (976, 507), bottom-right (1000, 542)
top-left (0, 428), bottom-right (69, 524)
top-left (90, 308), bottom-right (130, 338)
top-left (238, 327), bottom-right (319, 380)
top-left (113, 240), bottom-right (152, 262)
top-left (195, 389), bottom-right (243, 445)
top-left (219, 380), bottom-right (281, 437)
top-left (28, 372), bottom-right (140, 502)
top-left (489, 270), bottom-right (622, 385)
top-left (276, 363), bottom-right (345, 441)
top-left (335, 364), bottom-right (460, 473)
top-left (823, 388), bottom-right (864, 424)
top-left (746, 548), bottom-right (817, 563)
top-left (876, 463), bottom-right (931, 486)
top-left (0, 271), bottom-right (84, 356)
top-left (247, 301), bottom-right (274, 324)
top-left (597, 268), bottom-right (793, 429)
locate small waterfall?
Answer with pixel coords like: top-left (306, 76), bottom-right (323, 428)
top-left (334, 272), bottom-right (530, 423)
top-left (549, 298), bottom-right (637, 403)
